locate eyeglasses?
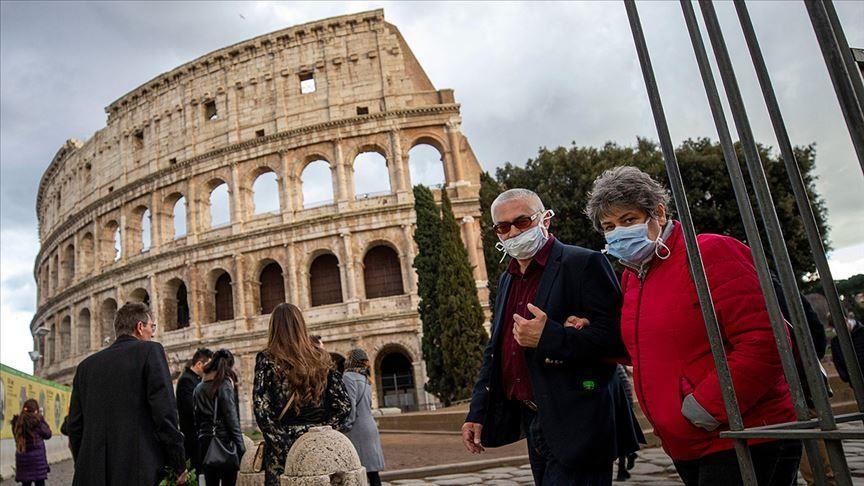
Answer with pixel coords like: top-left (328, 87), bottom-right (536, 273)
top-left (492, 210), bottom-right (544, 235)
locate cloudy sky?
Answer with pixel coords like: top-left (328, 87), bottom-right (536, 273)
top-left (2, 1), bottom-right (863, 373)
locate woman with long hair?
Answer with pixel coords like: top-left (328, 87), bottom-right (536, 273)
top-left (342, 348), bottom-right (385, 486)
top-left (11, 399), bottom-right (52, 486)
top-left (253, 303), bottom-right (350, 486)
top-left (193, 348), bottom-right (245, 486)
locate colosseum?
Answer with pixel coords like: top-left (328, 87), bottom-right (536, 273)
top-left (30, 9), bottom-right (489, 423)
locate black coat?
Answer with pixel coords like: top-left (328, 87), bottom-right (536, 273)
top-left (831, 324), bottom-right (864, 384)
top-left (466, 239), bottom-right (626, 468)
top-left (67, 335), bottom-right (186, 485)
top-left (176, 368), bottom-right (202, 470)
top-left (193, 378), bottom-right (246, 463)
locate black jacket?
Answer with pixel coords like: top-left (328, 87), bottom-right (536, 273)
top-left (831, 324), bottom-right (864, 384)
top-left (193, 379), bottom-right (246, 462)
top-left (466, 239), bottom-right (626, 468)
top-left (176, 368), bottom-right (201, 469)
top-left (67, 335), bottom-right (185, 485)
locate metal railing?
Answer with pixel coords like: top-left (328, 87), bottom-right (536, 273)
top-left (624, 1), bottom-right (864, 484)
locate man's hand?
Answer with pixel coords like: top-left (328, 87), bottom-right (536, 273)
top-left (513, 303), bottom-right (547, 348)
top-left (461, 422), bottom-right (485, 454)
top-left (176, 469), bottom-right (188, 485)
top-left (564, 315), bottom-right (590, 330)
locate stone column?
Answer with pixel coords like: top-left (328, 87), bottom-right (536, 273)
top-left (285, 243), bottom-right (300, 306)
top-left (233, 253), bottom-right (251, 329)
top-left (92, 220), bottom-right (103, 276)
top-left (278, 151), bottom-right (295, 223)
top-left (230, 163), bottom-right (245, 233)
top-left (389, 129), bottom-right (408, 193)
top-left (340, 232), bottom-right (358, 304)
top-left (188, 263), bottom-right (203, 339)
top-left (401, 224), bottom-right (417, 293)
top-left (119, 208), bottom-right (128, 263)
top-left (446, 120), bottom-right (465, 184)
top-left (186, 178), bottom-right (199, 244)
top-left (333, 139), bottom-right (351, 204)
top-left (150, 191), bottom-right (162, 252)
top-left (460, 215), bottom-right (481, 281)
top-left (149, 273), bottom-right (161, 333)
top-left (89, 295), bottom-right (99, 351)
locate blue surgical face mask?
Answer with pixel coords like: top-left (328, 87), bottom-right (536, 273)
top-left (604, 219), bottom-right (669, 264)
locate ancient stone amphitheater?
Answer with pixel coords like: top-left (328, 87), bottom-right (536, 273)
top-left (31, 9), bottom-right (488, 421)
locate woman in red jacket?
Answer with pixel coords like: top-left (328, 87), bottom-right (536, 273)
top-left (582, 166), bottom-right (801, 486)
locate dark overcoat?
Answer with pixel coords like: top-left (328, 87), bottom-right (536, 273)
top-left (466, 239), bottom-right (627, 468)
top-left (176, 367), bottom-right (202, 471)
top-left (67, 334), bottom-right (186, 485)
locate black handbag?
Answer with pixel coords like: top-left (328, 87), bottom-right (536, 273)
top-left (202, 393), bottom-right (240, 470)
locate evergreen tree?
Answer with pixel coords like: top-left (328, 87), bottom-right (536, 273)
top-left (479, 171), bottom-right (507, 310)
top-left (434, 191), bottom-right (487, 406)
top-left (412, 185), bottom-right (445, 399)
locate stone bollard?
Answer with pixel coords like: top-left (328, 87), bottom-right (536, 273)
top-left (280, 426), bottom-right (367, 486)
top-left (237, 435), bottom-right (265, 486)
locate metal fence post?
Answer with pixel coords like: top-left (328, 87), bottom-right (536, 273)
top-left (623, 1), bottom-right (758, 483)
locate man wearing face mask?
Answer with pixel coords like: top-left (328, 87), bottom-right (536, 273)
top-left (581, 166), bottom-right (800, 486)
top-left (462, 188), bottom-right (627, 485)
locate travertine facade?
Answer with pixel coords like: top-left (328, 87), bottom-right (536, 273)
top-left (31, 9), bottom-right (488, 422)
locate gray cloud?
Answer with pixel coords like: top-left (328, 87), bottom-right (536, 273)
top-left (1, 1), bottom-right (863, 370)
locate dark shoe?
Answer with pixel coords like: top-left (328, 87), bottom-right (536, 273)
top-left (626, 452), bottom-right (637, 470)
top-left (616, 468), bottom-right (631, 481)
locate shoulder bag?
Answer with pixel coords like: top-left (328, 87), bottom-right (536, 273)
top-left (203, 390), bottom-right (241, 471)
top-left (251, 392), bottom-right (294, 473)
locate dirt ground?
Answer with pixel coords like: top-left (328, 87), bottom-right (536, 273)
top-left (380, 432), bottom-right (527, 470)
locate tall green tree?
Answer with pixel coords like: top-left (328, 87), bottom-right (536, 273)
top-left (412, 185), bottom-right (445, 399)
top-left (433, 191), bottom-right (487, 406)
top-left (493, 138), bottom-right (829, 281)
top-left (479, 171), bottom-right (507, 309)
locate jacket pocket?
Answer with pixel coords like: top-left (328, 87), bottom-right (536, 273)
top-left (679, 375), bottom-right (695, 401)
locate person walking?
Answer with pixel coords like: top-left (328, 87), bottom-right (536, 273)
top-left (463, 188), bottom-right (627, 485)
top-left (11, 399), bottom-right (51, 486)
top-left (582, 166), bottom-right (801, 486)
top-left (342, 348), bottom-right (385, 486)
top-left (177, 347), bottom-right (213, 478)
top-left (193, 348), bottom-right (245, 486)
top-left (66, 302), bottom-right (187, 485)
top-left (253, 303), bottom-right (351, 486)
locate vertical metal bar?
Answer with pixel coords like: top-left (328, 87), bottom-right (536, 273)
top-left (823, 0), bottom-right (864, 117)
top-left (734, 0), bottom-right (864, 414)
top-left (678, 2), bottom-right (827, 483)
top-left (623, 2), bottom-right (757, 483)
top-left (805, 0), bottom-right (864, 174)
top-left (698, 2), bottom-right (852, 484)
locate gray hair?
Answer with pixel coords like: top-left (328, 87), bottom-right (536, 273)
top-left (584, 166), bottom-right (670, 232)
top-left (115, 301), bottom-right (151, 336)
top-left (491, 188), bottom-right (545, 219)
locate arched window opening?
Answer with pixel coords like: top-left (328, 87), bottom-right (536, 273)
top-left (252, 171), bottom-right (280, 215)
top-left (59, 317), bottom-right (71, 360)
top-left (163, 279), bottom-right (190, 331)
top-left (301, 160), bottom-right (334, 208)
top-left (214, 272), bottom-right (234, 322)
top-left (61, 244), bottom-right (75, 285)
top-left (129, 288), bottom-right (150, 307)
top-left (172, 196), bottom-right (187, 238)
top-left (378, 350), bottom-right (417, 412)
top-left (141, 209), bottom-right (152, 251)
top-left (408, 144), bottom-right (446, 188)
top-left (363, 246), bottom-right (404, 299)
top-left (77, 308), bottom-right (91, 354)
top-left (100, 298), bottom-right (117, 346)
top-left (259, 262), bottom-right (285, 314)
top-left (50, 255), bottom-right (59, 292)
top-left (353, 151), bottom-right (391, 199)
top-left (309, 254), bottom-right (342, 307)
top-left (209, 183), bottom-right (231, 228)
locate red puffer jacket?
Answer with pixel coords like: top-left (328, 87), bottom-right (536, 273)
top-left (620, 221), bottom-right (796, 461)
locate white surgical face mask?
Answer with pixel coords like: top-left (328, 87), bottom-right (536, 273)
top-left (495, 210), bottom-right (554, 262)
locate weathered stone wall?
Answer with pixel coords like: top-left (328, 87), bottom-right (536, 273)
top-left (31, 9), bottom-right (488, 421)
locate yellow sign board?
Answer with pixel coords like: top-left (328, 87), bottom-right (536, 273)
top-left (0, 364), bottom-right (71, 440)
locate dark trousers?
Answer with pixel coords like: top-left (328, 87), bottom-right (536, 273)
top-left (673, 440), bottom-right (803, 486)
top-left (203, 467), bottom-right (238, 486)
top-left (367, 471), bottom-right (382, 486)
top-left (522, 407), bottom-right (614, 486)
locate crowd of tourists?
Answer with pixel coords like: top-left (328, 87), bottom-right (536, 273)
top-left (10, 165), bottom-right (861, 486)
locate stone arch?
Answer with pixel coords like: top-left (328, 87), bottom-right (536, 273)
top-left (59, 315), bottom-right (72, 360)
top-left (100, 298), bottom-right (117, 346)
top-left (101, 220), bottom-right (121, 264)
top-left (300, 158), bottom-right (335, 209)
top-left (163, 278), bottom-right (191, 331)
top-left (250, 168), bottom-right (280, 216)
top-left (76, 308), bottom-right (91, 354)
top-left (202, 178), bottom-right (231, 229)
top-left (352, 144), bottom-right (391, 199)
top-left (374, 343), bottom-right (417, 412)
top-left (79, 232), bottom-right (95, 276)
top-left (206, 268), bottom-right (234, 323)
top-left (164, 192), bottom-right (187, 239)
top-left (408, 140), bottom-right (447, 188)
top-left (257, 259), bottom-right (285, 315)
top-left (61, 242), bottom-right (75, 286)
top-left (309, 252), bottom-right (343, 307)
top-left (362, 244), bottom-right (404, 299)
top-left (128, 287), bottom-right (151, 307)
